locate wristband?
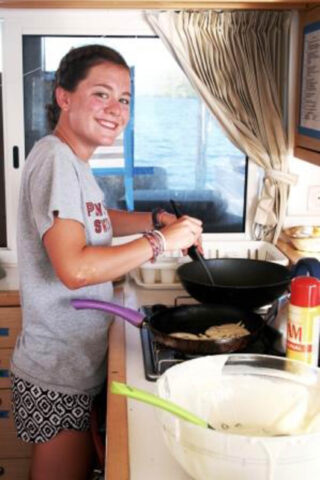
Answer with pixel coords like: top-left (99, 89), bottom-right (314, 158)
top-left (151, 207), bottom-right (166, 230)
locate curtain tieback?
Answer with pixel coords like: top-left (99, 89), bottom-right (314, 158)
top-left (265, 169), bottom-right (298, 186)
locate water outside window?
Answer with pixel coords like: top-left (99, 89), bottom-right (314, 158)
top-left (23, 36), bottom-right (247, 233)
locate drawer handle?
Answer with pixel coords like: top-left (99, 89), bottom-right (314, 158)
top-left (0, 410), bottom-right (9, 419)
top-left (0, 369), bottom-right (9, 378)
top-left (0, 466), bottom-right (4, 476)
top-left (0, 328), bottom-right (9, 337)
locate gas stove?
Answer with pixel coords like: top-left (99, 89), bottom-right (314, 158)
top-left (140, 297), bottom-right (284, 381)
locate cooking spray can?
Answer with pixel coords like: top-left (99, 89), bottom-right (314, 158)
top-left (286, 276), bottom-right (320, 366)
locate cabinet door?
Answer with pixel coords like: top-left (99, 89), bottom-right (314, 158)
top-left (0, 458), bottom-right (30, 480)
top-left (0, 308), bottom-right (22, 348)
top-left (0, 390), bottom-right (32, 459)
top-left (0, 349), bottom-right (11, 389)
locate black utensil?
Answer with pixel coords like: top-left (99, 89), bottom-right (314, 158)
top-left (169, 199), bottom-right (215, 286)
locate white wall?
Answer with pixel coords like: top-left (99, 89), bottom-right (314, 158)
top-left (284, 156), bottom-right (320, 227)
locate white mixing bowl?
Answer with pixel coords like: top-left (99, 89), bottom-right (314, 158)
top-left (156, 354), bottom-right (320, 480)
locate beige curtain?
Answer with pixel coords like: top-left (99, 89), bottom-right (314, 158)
top-left (146, 10), bottom-right (297, 242)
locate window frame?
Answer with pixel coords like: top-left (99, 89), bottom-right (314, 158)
top-left (0, 8), bottom-right (261, 265)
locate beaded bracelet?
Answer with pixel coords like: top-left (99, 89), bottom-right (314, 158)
top-left (143, 230), bottom-right (166, 263)
top-left (143, 232), bottom-right (161, 263)
top-left (153, 229), bottom-right (167, 252)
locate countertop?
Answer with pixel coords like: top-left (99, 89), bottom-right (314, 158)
top-left (277, 238), bottom-right (320, 263)
top-left (0, 265), bottom-right (19, 292)
top-left (105, 241), bottom-right (320, 479)
top-left (106, 279), bottom-right (192, 480)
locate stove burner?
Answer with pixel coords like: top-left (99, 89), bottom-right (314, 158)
top-left (140, 301), bottom-right (284, 381)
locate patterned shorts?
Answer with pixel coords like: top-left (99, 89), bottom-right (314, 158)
top-left (11, 374), bottom-right (93, 443)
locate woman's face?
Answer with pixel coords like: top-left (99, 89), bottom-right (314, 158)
top-left (58, 61), bottom-right (131, 158)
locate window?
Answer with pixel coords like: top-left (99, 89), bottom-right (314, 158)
top-left (0, 9), bottom-right (263, 265)
top-left (22, 35), bottom-right (247, 233)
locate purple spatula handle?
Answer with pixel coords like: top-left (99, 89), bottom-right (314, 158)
top-left (71, 299), bottom-right (144, 327)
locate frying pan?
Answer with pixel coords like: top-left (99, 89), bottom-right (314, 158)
top-left (71, 299), bottom-right (265, 355)
top-left (177, 255), bottom-right (320, 309)
top-left (177, 258), bottom-right (292, 309)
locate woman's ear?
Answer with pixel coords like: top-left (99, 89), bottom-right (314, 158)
top-left (55, 86), bottom-right (71, 111)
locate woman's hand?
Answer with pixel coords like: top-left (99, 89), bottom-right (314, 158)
top-left (157, 210), bottom-right (177, 228)
top-left (160, 215), bottom-right (203, 252)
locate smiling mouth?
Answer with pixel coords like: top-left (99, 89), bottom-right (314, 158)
top-left (97, 119), bottom-right (119, 130)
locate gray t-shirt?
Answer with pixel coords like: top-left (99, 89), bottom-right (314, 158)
top-left (11, 135), bottom-right (114, 395)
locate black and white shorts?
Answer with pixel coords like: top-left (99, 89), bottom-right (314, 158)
top-left (11, 374), bottom-right (93, 444)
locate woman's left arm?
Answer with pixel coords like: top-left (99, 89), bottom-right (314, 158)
top-left (108, 208), bottom-right (176, 236)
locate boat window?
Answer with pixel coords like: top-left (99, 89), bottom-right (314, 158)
top-left (23, 35), bottom-right (247, 233)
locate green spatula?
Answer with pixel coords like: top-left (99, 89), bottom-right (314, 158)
top-left (111, 381), bottom-right (215, 430)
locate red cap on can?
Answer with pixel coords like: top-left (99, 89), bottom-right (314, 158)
top-left (290, 276), bottom-right (319, 307)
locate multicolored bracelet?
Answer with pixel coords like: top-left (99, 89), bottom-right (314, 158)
top-left (143, 230), bottom-right (166, 263)
top-left (153, 229), bottom-right (167, 252)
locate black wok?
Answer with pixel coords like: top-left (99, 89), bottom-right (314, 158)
top-left (71, 299), bottom-right (265, 355)
top-left (177, 258), bottom-right (291, 309)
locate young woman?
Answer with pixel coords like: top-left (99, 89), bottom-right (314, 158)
top-left (11, 44), bottom-right (202, 480)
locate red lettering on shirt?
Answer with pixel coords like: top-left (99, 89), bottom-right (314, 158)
top-left (94, 218), bottom-right (111, 234)
top-left (101, 219), bottom-right (109, 232)
top-left (86, 202), bottom-right (94, 216)
top-left (86, 202), bottom-right (103, 217)
top-left (95, 203), bottom-right (103, 216)
top-left (87, 202), bottom-right (111, 235)
top-left (94, 219), bottom-right (102, 233)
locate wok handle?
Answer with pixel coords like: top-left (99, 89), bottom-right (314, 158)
top-left (71, 299), bottom-right (144, 327)
top-left (291, 257), bottom-right (320, 280)
top-left (169, 199), bottom-right (204, 262)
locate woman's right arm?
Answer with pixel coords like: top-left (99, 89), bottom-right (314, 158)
top-left (43, 214), bottom-right (202, 289)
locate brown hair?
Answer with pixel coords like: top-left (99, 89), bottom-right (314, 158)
top-left (47, 44), bottom-right (129, 130)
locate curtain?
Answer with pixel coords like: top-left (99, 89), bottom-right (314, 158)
top-left (146, 10), bottom-right (297, 242)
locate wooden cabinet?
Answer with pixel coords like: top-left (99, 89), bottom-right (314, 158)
top-left (0, 460), bottom-right (31, 480)
top-left (0, 291), bottom-right (31, 480)
top-left (294, 5), bottom-right (320, 166)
